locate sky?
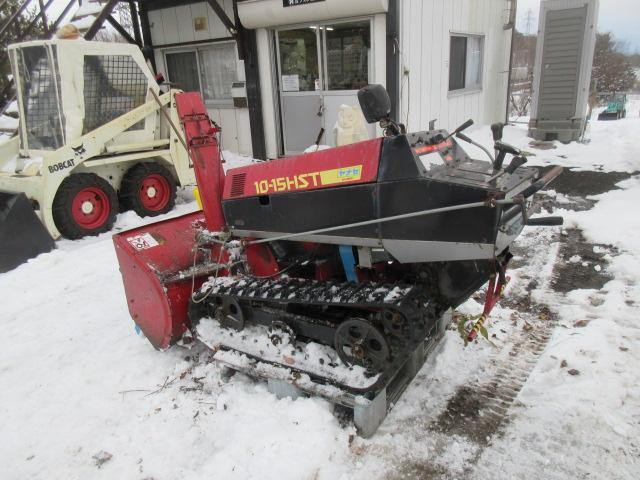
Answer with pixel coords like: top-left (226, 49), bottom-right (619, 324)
top-left (516, 0), bottom-right (640, 53)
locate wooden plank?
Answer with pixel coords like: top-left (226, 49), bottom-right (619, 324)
top-left (161, 7), bottom-right (180, 45)
top-left (176, 6), bottom-right (195, 43)
top-left (190, 2), bottom-right (212, 42)
top-left (407, 0), bottom-right (422, 129)
top-left (207, 1), bottom-right (227, 39)
top-left (419, 0), bottom-right (433, 129)
top-left (147, 10), bottom-right (164, 46)
top-left (430, 0), bottom-right (445, 128)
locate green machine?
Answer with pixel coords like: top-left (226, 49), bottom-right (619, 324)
top-left (598, 92), bottom-right (628, 120)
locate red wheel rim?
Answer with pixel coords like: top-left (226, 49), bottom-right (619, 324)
top-left (139, 173), bottom-right (170, 212)
top-left (71, 187), bottom-right (110, 230)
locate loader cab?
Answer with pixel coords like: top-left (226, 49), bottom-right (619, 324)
top-left (8, 40), bottom-right (160, 156)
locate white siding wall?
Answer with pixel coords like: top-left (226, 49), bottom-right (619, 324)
top-left (399, 0), bottom-right (512, 132)
top-left (147, 0), bottom-right (236, 46)
top-left (150, 0), bottom-right (512, 157)
top-left (148, 1), bottom-right (253, 156)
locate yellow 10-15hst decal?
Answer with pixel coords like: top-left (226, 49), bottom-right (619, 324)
top-left (253, 165), bottom-right (363, 195)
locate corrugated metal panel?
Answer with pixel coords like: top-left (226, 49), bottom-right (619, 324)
top-left (538, 6), bottom-right (587, 120)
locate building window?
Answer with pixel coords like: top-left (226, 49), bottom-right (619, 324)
top-left (198, 43), bottom-right (237, 103)
top-left (325, 20), bottom-right (370, 91)
top-left (164, 42), bottom-right (238, 106)
top-left (165, 51), bottom-right (200, 93)
top-left (449, 34), bottom-right (484, 92)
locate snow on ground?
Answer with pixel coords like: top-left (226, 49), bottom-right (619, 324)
top-left (466, 96), bottom-right (640, 173)
top-left (0, 114), bottom-right (18, 131)
top-left (2, 104), bottom-right (640, 479)
top-left (0, 114), bottom-right (18, 143)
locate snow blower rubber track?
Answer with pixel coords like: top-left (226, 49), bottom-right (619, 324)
top-left (202, 312), bottom-right (450, 437)
top-left (190, 276), bottom-right (443, 395)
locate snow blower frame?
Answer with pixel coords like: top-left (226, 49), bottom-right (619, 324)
top-left (114, 87), bottom-right (563, 436)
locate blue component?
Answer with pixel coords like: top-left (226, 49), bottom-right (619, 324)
top-left (135, 324), bottom-right (142, 335)
top-left (339, 245), bottom-right (358, 282)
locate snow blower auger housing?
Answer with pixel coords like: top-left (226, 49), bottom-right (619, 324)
top-left (114, 86), bottom-right (563, 436)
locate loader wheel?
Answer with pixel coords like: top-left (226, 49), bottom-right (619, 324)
top-left (119, 163), bottom-right (177, 217)
top-left (53, 173), bottom-right (118, 239)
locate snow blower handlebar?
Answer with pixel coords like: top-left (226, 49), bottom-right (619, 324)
top-left (521, 166), bottom-right (563, 198)
top-left (500, 165), bottom-right (564, 227)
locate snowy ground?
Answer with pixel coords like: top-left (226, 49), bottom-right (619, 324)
top-left (2, 102), bottom-right (640, 479)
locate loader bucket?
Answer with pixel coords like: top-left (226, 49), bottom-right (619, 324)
top-left (597, 111), bottom-right (619, 121)
top-left (0, 192), bottom-right (55, 273)
top-left (113, 211), bottom-right (209, 349)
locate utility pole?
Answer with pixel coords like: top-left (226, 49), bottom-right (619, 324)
top-left (525, 8), bottom-right (534, 35)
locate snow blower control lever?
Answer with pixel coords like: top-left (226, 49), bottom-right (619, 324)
top-left (444, 118), bottom-right (474, 141)
top-left (489, 122), bottom-right (522, 171)
top-left (455, 131), bottom-right (496, 165)
top-left (454, 125), bottom-right (524, 174)
top-left (494, 141), bottom-right (520, 171)
top-left (504, 155), bottom-right (527, 174)
top-left (491, 122), bottom-right (504, 141)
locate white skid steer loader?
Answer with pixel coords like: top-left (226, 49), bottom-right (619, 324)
top-left (0, 39), bottom-right (196, 272)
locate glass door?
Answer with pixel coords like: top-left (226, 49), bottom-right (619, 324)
top-left (277, 27), bottom-right (323, 154)
top-left (276, 20), bottom-right (372, 154)
top-left (320, 20), bottom-right (374, 147)
top-left (323, 20), bottom-right (370, 91)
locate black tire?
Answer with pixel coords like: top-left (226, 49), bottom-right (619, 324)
top-left (119, 162), bottom-right (177, 217)
top-left (622, 110), bottom-right (627, 118)
top-left (52, 173), bottom-right (118, 240)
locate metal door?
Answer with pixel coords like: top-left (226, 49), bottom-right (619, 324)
top-left (277, 27), bottom-right (323, 154)
top-left (538, 6), bottom-right (587, 120)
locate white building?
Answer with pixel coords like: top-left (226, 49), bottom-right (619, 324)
top-left (139, 0), bottom-right (516, 158)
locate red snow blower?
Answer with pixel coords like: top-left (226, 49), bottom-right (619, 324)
top-left (113, 86), bottom-right (562, 435)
